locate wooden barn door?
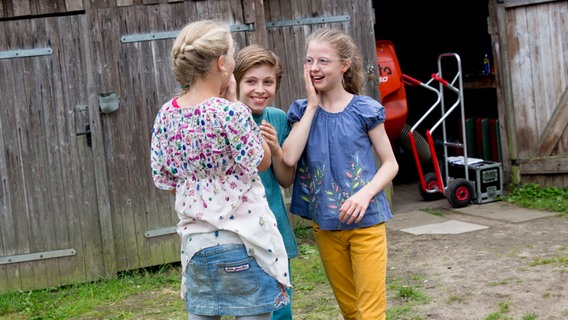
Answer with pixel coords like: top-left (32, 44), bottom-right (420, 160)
top-left (0, 14), bottom-right (109, 292)
top-left (489, 0), bottom-right (568, 186)
top-left (87, 1), bottom-right (251, 272)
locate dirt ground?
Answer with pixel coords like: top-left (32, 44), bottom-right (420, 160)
top-left (44, 182), bottom-right (568, 320)
top-left (386, 183), bottom-right (568, 320)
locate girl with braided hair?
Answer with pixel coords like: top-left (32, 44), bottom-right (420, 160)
top-left (150, 20), bottom-right (290, 320)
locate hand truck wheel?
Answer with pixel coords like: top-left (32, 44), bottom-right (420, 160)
top-left (419, 172), bottom-right (445, 201)
top-left (446, 178), bottom-right (474, 208)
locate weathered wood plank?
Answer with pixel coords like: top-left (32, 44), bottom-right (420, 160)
top-left (100, 6), bottom-right (142, 271)
top-left (253, 0), bottom-right (268, 46)
top-left (3, 19), bottom-right (34, 291)
top-left (12, 1), bottom-right (32, 16)
top-left (147, 2), bottom-right (185, 264)
top-left (122, 4), bottom-right (159, 267)
top-left (519, 156), bottom-right (568, 174)
top-left (52, 16), bottom-right (79, 284)
top-left (264, 0), bottom-right (285, 110)
top-left (528, 5), bottom-right (552, 135)
top-left (289, 0), bottom-right (308, 110)
top-left (65, 0), bottom-right (84, 11)
top-left (26, 17), bottom-right (53, 290)
top-left (195, 0), bottom-right (210, 21)
top-left (117, 0), bottom-right (134, 6)
top-left (536, 87), bottom-right (568, 156)
top-left (504, 0), bottom-right (561, 9)
top-left (0, 18), bottom-right (17, 294)
top-left (47, 16), bottom-right (73, 289)
top-left (13, 19), bottom-right (39, 291)
top-left (37, 0), bottom-right (63, 14)
top-left (230, 0), bottom-right (249, 48)
top-left (82, 9), bottom-right (117, 280)
top-left (55, 14), bottom-right (102, 284)
top-left (508, 8), bottom-right (534, 159)
top-left (88, 7), bottom-right (129, 273)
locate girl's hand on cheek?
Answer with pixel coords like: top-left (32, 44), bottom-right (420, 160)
top-left (304, 65), bottom-right (319, 109)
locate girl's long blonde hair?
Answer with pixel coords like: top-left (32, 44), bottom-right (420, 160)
top-left (305, 28), bottom-right (365, 95)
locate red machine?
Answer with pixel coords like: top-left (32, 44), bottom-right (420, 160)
top-left (375, 40), bottom-right (408, 142)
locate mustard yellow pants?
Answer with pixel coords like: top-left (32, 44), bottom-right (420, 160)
top-left (313, 223), bottom-right (387, 320)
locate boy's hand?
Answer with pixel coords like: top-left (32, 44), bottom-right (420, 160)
top-left (260, 120), bottom-right (280, 155)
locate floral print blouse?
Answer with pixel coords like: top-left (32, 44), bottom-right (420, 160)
top-left (151, 97), bottom-right (290, 297)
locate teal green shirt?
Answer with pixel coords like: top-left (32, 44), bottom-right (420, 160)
top-left (253, 107), bottom-right (298, 259)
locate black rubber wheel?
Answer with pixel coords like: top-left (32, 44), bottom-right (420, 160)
top-left (446, 178), bottom-right (474, 208)
top-left (418, 172), bottom-right (444, 201)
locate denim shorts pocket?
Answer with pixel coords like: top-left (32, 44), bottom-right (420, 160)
top-left (186, 260), bottom-right (210, 294)
top-left (217, 256), bottom-right (259, 295)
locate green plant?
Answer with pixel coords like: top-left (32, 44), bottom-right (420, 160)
top-left (421, 207), bottom-right (444, 216)
top-left (0, 264), bottom-right (183, 319)
top-left (504, 183), bottom-right (568, 213)
top-left (530, 255), bottom-right (568, 267)
top-left (521, 313), bottom-right (538, 320)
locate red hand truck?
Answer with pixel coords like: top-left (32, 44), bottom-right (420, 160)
top-left (403, 53), bottom-right (477, 208)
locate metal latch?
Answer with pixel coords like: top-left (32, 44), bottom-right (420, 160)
top-left (76, 124), bottom-right (91, 147)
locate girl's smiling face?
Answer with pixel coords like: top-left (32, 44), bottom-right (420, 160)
top-left (305, 40), bottom-right (347, 93)
top-left (238, 64), bottom-right (277, 115)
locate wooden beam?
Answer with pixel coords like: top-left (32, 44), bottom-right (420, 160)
top-left (491, 0), bottom-right (520, 183)
top-left (535, 86), bottom-right (568, 156)
top-left (504, 0), bottom-right (560, 9)
top-left (253, 0), bottom-right (267, 47)
top-left (519, 156), bottom-right (568, 174)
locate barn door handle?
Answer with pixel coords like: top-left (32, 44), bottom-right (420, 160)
top-left (76, 124), bottom-right (92, 147)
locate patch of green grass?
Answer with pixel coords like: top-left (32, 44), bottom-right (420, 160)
top-left (488, 278), bottom-right (513, 286)
top-left (498, 301), bottom-right (510, 313)
top-left (483, 301), bottom-right (539, 320)
top-left (0, 264), bottom-right (183, 319)
top-left (421, 207), bottom-right (444, 216)
top-left (484, 312), bottom-right (504, 320)
top-left (386, 275), bottom-right (431, 319)
top-left (504, 183), bottom-right (568, 213)
top-left (289, 240), bottom-right (340, 318)
top-left (386, 303), bottom-right (422, 320)
top-left (484, 301), bottom-right (511, 320)
top-left (447, 294), bottom-right (464, 304)
top-left (395, 286), bottom-right (430, 304)
top-left (521, 313), bottom-right (538, 320)
top-left (530, 255), bottom-right (568, 267)
top-left (291, 243), bottom-right (329, 289)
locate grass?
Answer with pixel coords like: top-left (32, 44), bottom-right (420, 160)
top-left (0, 264), bottom-right (183, 319)
top-left (1, 183), bottom-right (566, 319)
top-left (504, 183), bottom-right (568, 213)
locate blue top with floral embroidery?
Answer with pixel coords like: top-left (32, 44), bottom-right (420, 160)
top-left (287, 95), bottom-right (393, 230)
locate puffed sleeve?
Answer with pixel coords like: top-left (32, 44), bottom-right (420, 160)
top-left (287, 99), bottom-right (308, 124)
top-left (353, 96), bottom-right (386, 132)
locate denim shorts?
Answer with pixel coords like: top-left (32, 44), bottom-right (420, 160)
top-left (185, 244), bottom-right (289, 316)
